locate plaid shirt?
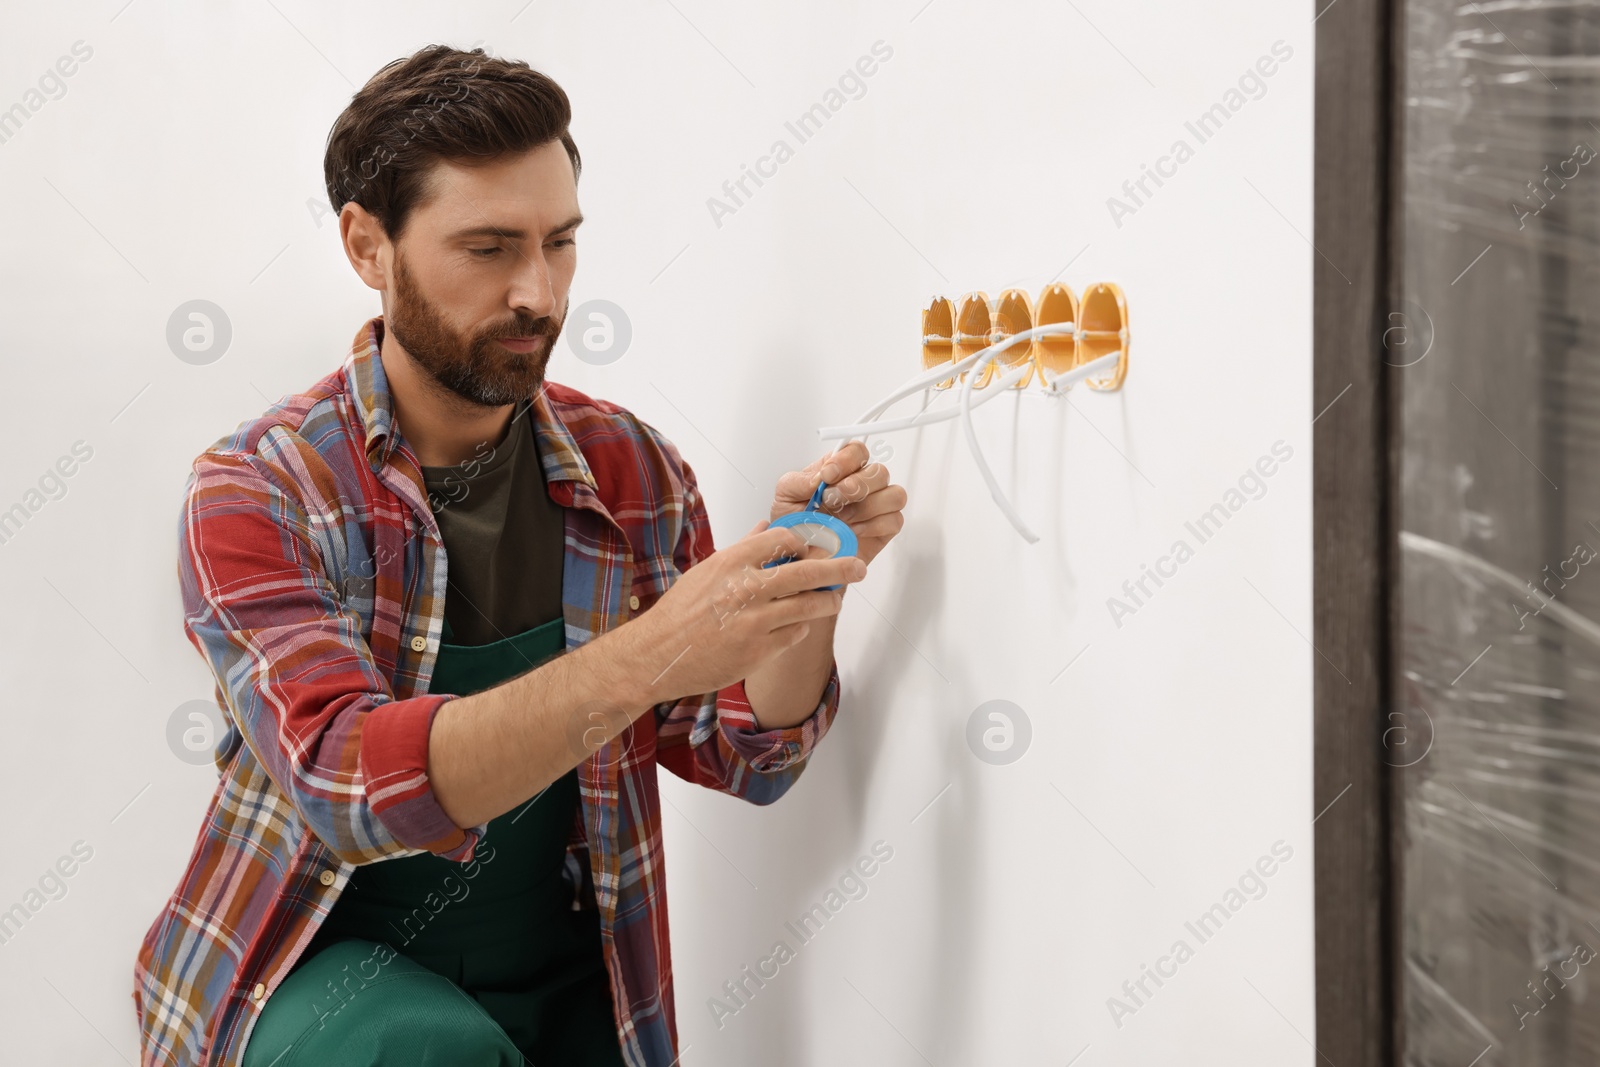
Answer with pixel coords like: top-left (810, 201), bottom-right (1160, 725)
top-left (133, 317), bottom-right (841, 1067)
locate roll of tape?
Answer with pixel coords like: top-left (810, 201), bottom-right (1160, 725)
top-left (762, 510), bottom-right (858, 591)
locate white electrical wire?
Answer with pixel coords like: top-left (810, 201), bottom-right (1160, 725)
top-left (816, 348), bottom-right (1120, 440)
top-left (959, 335), bottom-right (1042, 541)
top-left (824, 323), bottom-right (1075, 436)
top-left (955, 343), bottom-right (1120, 542)
top-left (817, 359), bottom-right (1032, 439)
top-left (815, 323), bottom-right (1125, 544)
top-left (1044, 351), bottom-right (1121, 390)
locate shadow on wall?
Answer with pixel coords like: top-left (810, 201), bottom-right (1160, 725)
top-left (704, 331), bottom-right (966, 1062)
top-left (711, 291), bottom-right (1128, 1059)
top-left (718, 340), bottom-right (993, 1062)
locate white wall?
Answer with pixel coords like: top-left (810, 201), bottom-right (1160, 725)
top-left (0, 2), bottom-right (1315, 1063)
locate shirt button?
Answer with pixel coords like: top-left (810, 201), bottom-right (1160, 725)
top-left (410, 635), bottom-right (428, 652)
top-left (319, 869), bottom-right (337, 886)
top-left (629, 595), bottom-right (641, 610)
top-left (252, 983), bottom-right (267, 1001)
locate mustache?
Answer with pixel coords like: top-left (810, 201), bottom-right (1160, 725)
top-left (477, 313), bottom-right (561, 342)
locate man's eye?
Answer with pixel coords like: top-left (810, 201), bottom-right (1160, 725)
top-left (550, 238), bottom-right (576, 249)
top-left (468, 247), bottom-right (500, 258)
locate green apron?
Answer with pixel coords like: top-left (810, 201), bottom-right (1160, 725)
top-left (242, 615), bottom-right (626, 1066)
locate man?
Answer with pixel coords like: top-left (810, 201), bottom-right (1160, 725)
top-left (133, 44), bottom-right (906, 1067)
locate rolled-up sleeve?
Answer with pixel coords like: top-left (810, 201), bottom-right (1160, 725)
top-left (648, 437), bottom-right (842, 805)
top-left (709, 672), bottom-right (839, 773)
top-left (179, 447), bottom-right (486, 866)
top-left (357, 691), bottom-right (482, 861)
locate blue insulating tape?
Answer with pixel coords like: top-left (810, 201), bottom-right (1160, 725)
top-left (761, 510), bottom-right (858, 591)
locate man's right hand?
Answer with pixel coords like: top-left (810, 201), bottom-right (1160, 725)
top-left (615, 521), bottom-right (867, 707)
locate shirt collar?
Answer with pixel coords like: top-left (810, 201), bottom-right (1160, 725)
top-left (344, 315), bottom-right (597, 492)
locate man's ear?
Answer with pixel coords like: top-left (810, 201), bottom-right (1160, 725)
top-left (339, 202), bottom-right (390, 293)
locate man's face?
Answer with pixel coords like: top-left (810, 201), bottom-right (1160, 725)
top-left (380, 140), bottom-right (581, 407)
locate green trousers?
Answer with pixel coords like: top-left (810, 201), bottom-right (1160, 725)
top-left (240, 936), bottom-right (527, 1066)
top-left (241, 616), bottom-right (626, 1066)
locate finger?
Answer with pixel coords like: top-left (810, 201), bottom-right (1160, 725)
top-left (772, 466), bottom-right (822, 507)
top-left (846, 511), bottom-right (905, 539)
top-left (746, 519), bottom-right (857, 564)
top-left (782, 443), bottom-right (862, 503)
top-left (777, 442), bottom-right (876, 512)
top-left (832, 483), bottom-right (906, 522)
top-left (818, 440), bottom-right (869, 483)
top-left (736, 524), bottom-right (812, 568)
top-left (751, 554), bottom-right (865, 600)
top-left (757, 587), bottom-right (846, 632)
top-left (780, 518), bottom-right (857, 558)
top-left (821, 461), bottom-right (891, 511)
top-left (791, 541), bottom-right (837, 561)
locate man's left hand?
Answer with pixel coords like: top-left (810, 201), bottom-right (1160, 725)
top-left (770, 441), bottom-right (907, 567)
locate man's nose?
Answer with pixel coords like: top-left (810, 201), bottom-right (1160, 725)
top-left (507, 252), bottom-right (557, 321)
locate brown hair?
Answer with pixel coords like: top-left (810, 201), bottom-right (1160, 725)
top-left (323, 45), bottom-right (581, 240)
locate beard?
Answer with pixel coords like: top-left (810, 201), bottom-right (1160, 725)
top-left (385, 249), bottom-right (566, 408)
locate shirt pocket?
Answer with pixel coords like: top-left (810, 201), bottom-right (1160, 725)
top-left (628, 574), bottom-right (660, 616)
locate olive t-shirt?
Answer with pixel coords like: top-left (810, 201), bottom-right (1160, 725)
top-left (419, 397), bottom-right (566, 643)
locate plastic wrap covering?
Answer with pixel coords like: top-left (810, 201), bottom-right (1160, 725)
top-left (1399, 2), bottom-right (1600, 1064)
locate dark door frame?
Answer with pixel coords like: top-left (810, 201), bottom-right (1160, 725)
top-left (1313, 0), bottom-right (1399, 1063)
